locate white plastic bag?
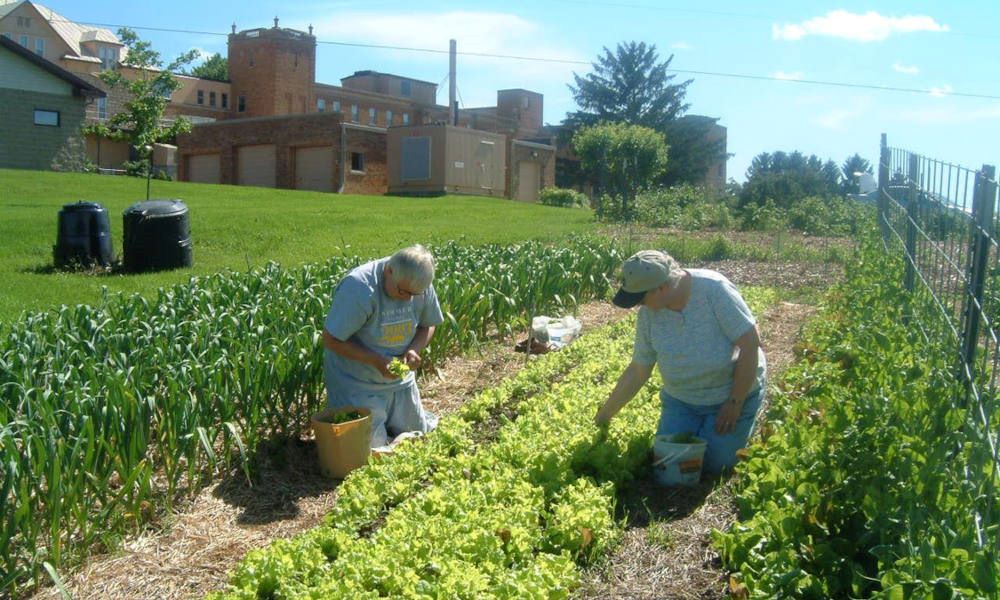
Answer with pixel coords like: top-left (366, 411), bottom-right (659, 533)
top-left (530, 315), bottom-right (582, 349)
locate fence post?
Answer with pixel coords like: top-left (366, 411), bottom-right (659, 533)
top-left (962, 165), bottom-right (998, 380)
top-left (878, 133), bottom-right (890, 245)
top-left (904, 154), bottom-right (920, 292)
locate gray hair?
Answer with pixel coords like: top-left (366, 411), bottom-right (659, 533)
top-left (660, 251), bottom-right (685, 288)
top-left (388, 244), bottom-right (435, 291)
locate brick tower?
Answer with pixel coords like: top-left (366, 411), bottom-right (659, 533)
top-left (227, 19), bottom-right (316, 118)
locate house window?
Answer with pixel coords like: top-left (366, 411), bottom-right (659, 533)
top-left (333, 100), bottom-right (341, 113)
top-left (400, 80), bottom-right (411, 97)
top-left (221, 93), bottom-right (228, 109)
top-left (209, 91), bottom-right (216, 107)
top-left (317, 98), bottom-right (326, 112)
top-left (238, 95), bottom-right (246, 112)
top-left (152, 80), bottom-right (172, 101)
top-left (33, 109), bottom-right (59, 126)
top-left (17, 16), bottom-right (30, 27)
top-left (350, 152), bottom-right (364, 172)
top-left (19, 34), bottom-right (28, 47)
top-left (1, 33), bottom-right (10, 40)
top-left (34, 38), bottom-right (43, 56)
top-left (197, 90), bottom-right (204, 105)
top-left (368, 107), bottom-right (376, 125)
top-left (97, 97), bottom-right (107, 119)
top-left (98, 46), bottom-right (116, 71)
top-left (350, 104), bottom-right (358, 122)
top-left (386, 110), bottom-right (393, 125)
top-left (402, 113), bottom-right (410, 126)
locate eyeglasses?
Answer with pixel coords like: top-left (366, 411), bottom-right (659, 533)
top-left (396, 282), bottom-right (424, 299)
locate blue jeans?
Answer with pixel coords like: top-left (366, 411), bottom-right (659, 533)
top-left (656, 387), bottom-right (764, 475)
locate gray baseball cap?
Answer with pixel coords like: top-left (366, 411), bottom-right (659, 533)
top-left (612, 250), bottom-right (679, 308)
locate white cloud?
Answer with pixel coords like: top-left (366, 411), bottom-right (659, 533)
top-left (815, 98), bottom-right (870, 130)
top-left (929, 84), bottom-right (953, 97)
top-left (772, 70), bottom-right (804, 81)
top-left (892, 63), bottom-right (919, 75)
top-left (671, 41), bottom-right (691, 50)
top-left (304, 10), bottom-right (585, 94)
top-left (773, 10), bottom-right (949, 42)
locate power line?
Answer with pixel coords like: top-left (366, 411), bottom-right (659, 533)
top-left (49, 19), bottom-right (1000, 100)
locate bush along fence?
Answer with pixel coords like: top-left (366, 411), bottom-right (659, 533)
top-left (0, 236), bottom-right (623, 597)
top-left (715, 234), bottom-right (998, 597)
top-left (875, 133), bottom-right (1000, 554)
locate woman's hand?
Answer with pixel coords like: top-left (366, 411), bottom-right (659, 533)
top-left (715, 397), bottom-right (743, 434)
top-left (403, 349), bottom-right (422, 370)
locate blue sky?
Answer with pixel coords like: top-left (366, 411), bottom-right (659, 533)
top-left (42, 0), bottom-right (1000, 182)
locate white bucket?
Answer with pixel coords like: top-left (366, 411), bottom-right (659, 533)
top-left (652, 434), bottom-right (707, 486)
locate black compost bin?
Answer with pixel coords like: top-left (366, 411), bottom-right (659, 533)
top-left (53, 201), bottom-right (114, 269)
top-left (122, 199), bottom-right (193, 272)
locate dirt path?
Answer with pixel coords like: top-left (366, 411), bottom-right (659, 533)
top-left (32, 275), bottom-right (823, 600)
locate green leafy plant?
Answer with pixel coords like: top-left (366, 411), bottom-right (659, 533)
top-left (387, 358), bottom-right (410, 378)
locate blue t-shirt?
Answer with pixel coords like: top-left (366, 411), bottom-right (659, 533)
top-left (632, 269), bottom-right (766, 405)
top-left (324, 258), bottom-right (444, 387)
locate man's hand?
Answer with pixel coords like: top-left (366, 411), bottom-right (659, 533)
top-left (594, 404), bottom-right (613, 427)
top-left (403, 349), bottom-right (422, 370)
top-left (715, 397), bottom-right (743, 435)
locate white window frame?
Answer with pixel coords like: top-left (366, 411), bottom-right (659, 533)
top-left (34, 37), bottom-right (44, 56)
top-left (402, 113), bottom-right (410, 126)
top-left (333, 100), bottom-right (341, 113)
top-left (368, 107), bottom-right (376, 125)
top-left (97, 97), bottom-right (107, 120)
top-left (317, 98), bottom-right (326, 112)
top-left (386, 110), bottom-right (393, 126)
top-left (19, 34), bottom-right (28, 47)
top-left (350, 104), bottom-right (359, 122)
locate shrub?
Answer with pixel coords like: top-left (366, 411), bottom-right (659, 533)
top-left (739, 198), bottom-right (786, 231)
top-left (538, 187), bottom-right (587, 208)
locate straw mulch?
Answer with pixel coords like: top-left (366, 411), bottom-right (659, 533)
top-left (31, 266), bottom-right (822, 600)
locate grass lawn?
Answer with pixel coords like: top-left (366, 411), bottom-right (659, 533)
top-left (0, 169), bottom-right (599, 322)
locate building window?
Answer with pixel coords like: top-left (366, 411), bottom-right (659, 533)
top-left (97, 97), bottom-right (107, 120)
top-left (221, 93), bottom-right (228, 109)
top-left (98, 46), bottom-right (116, 71)
top-left (152, 80), bottom-right (172, 101)
top-left (209, 91), bottom-right (216, 107)
top-left (197, 90), bottom-right (204, 105)
top-left (19, 34), bottom-right (28, 47)
top-left (333, 100), bottom-right (341, 113)
top-left (238, 95), bottom-right (246, 112)
top-left (350, 104), bottom-right (359, 122)
top-left (317, 98), bottom-right (326, 112)
top-left (34, 38), bottom-right (43, 56)
top-left (368, 107), bottom-right (376, 125)
top-left (386, 110), bottom-right (393, 126)
top-left (1, 33), bottom-right (10, 40)
top-left (350, 152), bottom-right (364, 173)
top-left (400, 80), bottom-right (411, 97)
top-left (402, 112), bottom-right (410, 126)
top-left (34, 109), bottom-right (59, 127)
top-left (17, 16), bottom-right (31, 27)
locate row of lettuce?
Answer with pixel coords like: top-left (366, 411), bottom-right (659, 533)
top-left (715, 237), bottom-right (999, 598)
top-left (205, 287), bottom-right (775, 598)
top-left (0, 238), bottom-right (623, 597)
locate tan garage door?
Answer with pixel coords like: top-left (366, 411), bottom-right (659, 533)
top-left (187, 154), bottom-right (221, 184)
top-left (237, 145), bottom-right (276, 188)
top-left (516, 161), bottom-right (541, 202)
top-left (295, 146), bottom-right (335, 192)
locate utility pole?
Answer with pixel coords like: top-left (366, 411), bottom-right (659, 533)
top-left (449, 39), bottom-right (457, 126)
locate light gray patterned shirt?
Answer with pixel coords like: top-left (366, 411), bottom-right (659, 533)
top-left (633, 269), bottom-right (766, 405)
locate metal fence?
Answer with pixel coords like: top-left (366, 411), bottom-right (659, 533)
top-left (877, 133), bottom-right (999, 547)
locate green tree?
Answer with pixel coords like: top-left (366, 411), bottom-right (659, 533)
top-left (84, 28), bottom-right (198, 174)
top-left (572, 122), bottom-right (668, 218)
top-left (740, 151), bottom-right (842, 209)
top-left (841, 153), bottom-right (873, 194)
top-left (190, 52), bottom-right (228, 81)
top-left (565, 41), bottom-right (726, 186)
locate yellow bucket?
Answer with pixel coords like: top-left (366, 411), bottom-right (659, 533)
top-left (311, 407), bottom-right (372, 479)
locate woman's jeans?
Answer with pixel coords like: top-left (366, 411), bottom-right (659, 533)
top-left (656, 387), bottom-right (764, 475)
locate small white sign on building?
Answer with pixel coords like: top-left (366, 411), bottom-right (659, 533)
top-left (454, 161), bottom-right (465, 168)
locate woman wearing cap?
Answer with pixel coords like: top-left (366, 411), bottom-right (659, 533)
top-left (594, 250), bottom-right (766, 475)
